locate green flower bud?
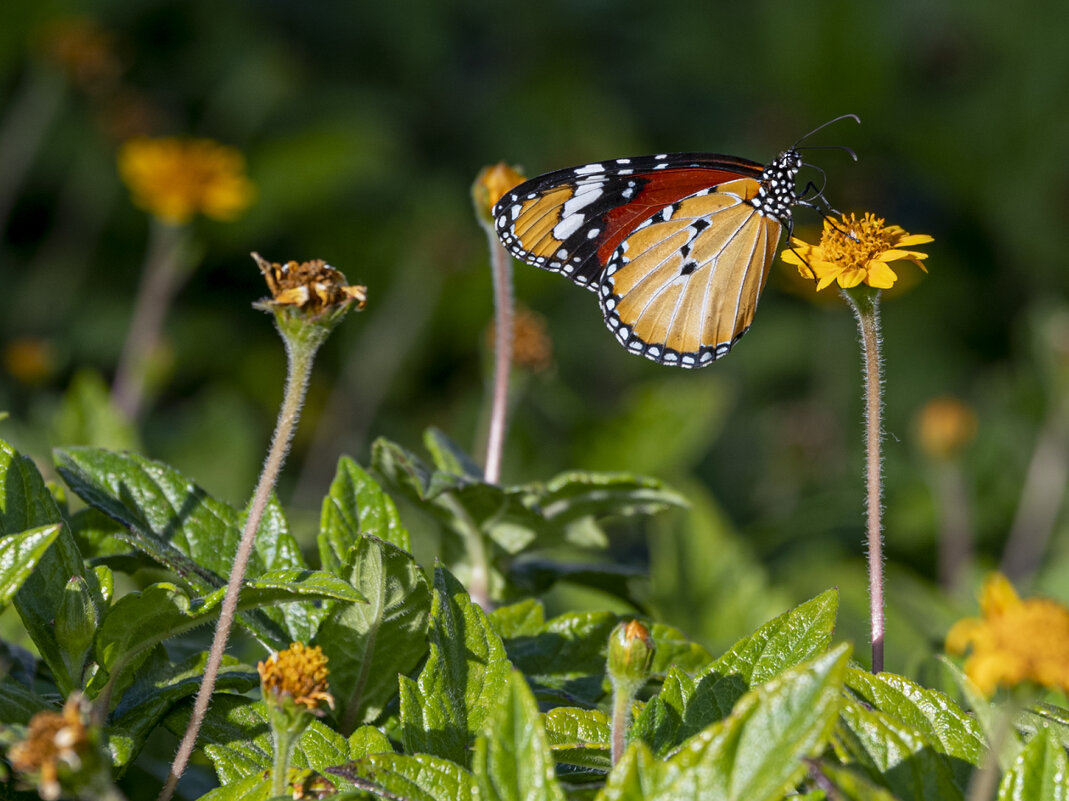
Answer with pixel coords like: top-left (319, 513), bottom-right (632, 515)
top-left (607, 620), bottom-right (656, 691)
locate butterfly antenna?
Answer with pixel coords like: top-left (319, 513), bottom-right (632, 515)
top-left (792, 113), bottom-right (861, 148)
top-left (796, 143), bottom-right (859, 162)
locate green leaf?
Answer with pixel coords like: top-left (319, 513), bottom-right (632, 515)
top-left (845, 667), bottom-right (984, 787)
top-left (2, 440), bottom-right (88, 694)
top-left (937, 655), bottom-right (1023, 771)
top-left (319, 456), bottom-right (409, 576)
top-left (54, 574), bottom-right (99, 687)
top-left (165, 694), bottom-right (348, 782)
top-left (0, 676), bottom-right (49, 725)
top-left (1019, 704), bottom-right (1069, 752)
top-left (0, 524), bottom-right (60, 607)
top-left (473, 671), bottom-right (566, 801)
top-left (197, 772), bottom-right (274, 801)
top-left (399, 566), bottom-right (511, 765)
top-left (489, 599), bottom-right (546, 638)
top-left (371, 437), bottom-right (465, 503)
top-left (813, 761), bottom-right (902, 801)
top-left (834, 696), bottom-right (963, 801)
top-left (997, 727), bottom-right (1069, 800)
top-left (633, 589), bottom-right (839, 754)
top-left (315, 536), bottom-right (431, 731)
top-left (534, 471), bottom-right (687, 525)
top-left (601, 645), bottom-right (850, 801)
top-left (424, 427), bottom-right (484, 480)
top-left (543, 707), bottom-right (611, 772)
top-left (332, 752), bottom-right (477, 801)
top-left (348, 725), bottom-right (394, 759)
top-left (96, 572), bottom-right (363, 686)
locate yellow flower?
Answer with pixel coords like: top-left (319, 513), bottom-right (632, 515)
top-left (916, 395), bottom-right (978, 461)
top-left (118, 136), bottom-right (255, 224)
top-left (258, 642), bottom-right (335, 711)
top-left (782, 212), bottom-right (933, 291)
top-left (472, 162), bottom-right (526, 223)
top-left (946, 573), bottom-right (1069, 696)
top-left (9, 695), bottom-right (90, 801)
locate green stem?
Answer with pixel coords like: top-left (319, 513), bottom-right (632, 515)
top-left (271, 726), bottom-right (299, 797)
top-left (482, 222), bottom-right (514, 485)
top-left (610, 681), bottom-right (632, 766)
top-left (843, 287), bottom-right (886, 674)
top-left (158, 317), bottom-right (325, 801)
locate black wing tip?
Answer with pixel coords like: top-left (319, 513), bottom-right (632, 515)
top-left (605, 316), bottom-right (751, 369)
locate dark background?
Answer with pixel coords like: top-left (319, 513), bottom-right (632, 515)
top-left (3, 0), bottom-right (1068, 673)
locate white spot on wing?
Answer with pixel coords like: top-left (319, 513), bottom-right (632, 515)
top-left (553, 214), bottom-right (585, 240)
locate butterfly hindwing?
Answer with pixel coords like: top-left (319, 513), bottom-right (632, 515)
top-left (598, 178), bottom-right (782, 368)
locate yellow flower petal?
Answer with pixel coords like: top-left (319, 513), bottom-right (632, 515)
top-left (863, 261), bottom-right (899, 288)
top-left (895, 234), bottom-right (935, 247)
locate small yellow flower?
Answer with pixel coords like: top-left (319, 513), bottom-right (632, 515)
top-left (2, 337), bottom-right (58, 385)
top-left (252, 253), bottom-right (367, 317)
top-left (258, 642), bottom-right (335, 711)
top-left (782, 212), bottom-right (933, 291)
top-left (472, 162), bottom-right (526, 223)
top-left (916, 396), bottom-right (978, 461)
top-left (9, 695), bottom-right (90, 801)
top-left (946, 573), bottom-right (1069, 696)
top-left (118, 136), bottom-right (255, 224)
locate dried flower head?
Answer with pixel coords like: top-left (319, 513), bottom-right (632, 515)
top-left (258, 642), bottom-right (335, 712)
top-left (782, 212), bottom-right (933, 291)
top-left (473, 162), bottom-right (526, 224)
top-left (252, 253), bottom-right (367, 318)
top-left (38, 17), bottom-right (123, 92)
top-left (946, 573), bottom-right (1069, 696)
top-left (118, 136), bottom-right (255, 224)
top-left (486, 305), bottom-right (554, 372)
top-left (9, 695), bottom-right (91, 801)
top-left (3, 337), bottom-right (58, 385)
top-left (916, 395), bottom-right (978, 461)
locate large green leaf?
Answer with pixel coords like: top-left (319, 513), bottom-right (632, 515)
top-left (997, 727), bottom-right (1069, 801)
top-left (95, 571), bottom-right (364, 690)
top-left (543, 707), bottom-right (612, 772)
top-left (315, 536), bottom-right (431, 731)
top-left (319, 455), bottom-right (409, 576)
top-left (845, 667), bottom-right (983, 788)
top-left (834, 696), bottom-right (963, 801)
top-left (246, 493), bottom-right (315, 642)
top-left (399, 566), bottom-right (511, 766)
top-left (473, 671), bottom-right (566, 801)
top-left (0, 524), bottom-right (60, 607)
top-left (600, 645), bottom-right (850, 801)
top-left (332, 752), bottom-right (477, 801)
top-left (632, 589), bottom-right (839, 754)
top-left (2, 440), bottom-right (89, 694)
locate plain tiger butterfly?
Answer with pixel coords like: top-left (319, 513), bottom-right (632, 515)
top-left (492, 115), bottom-right (858, 368)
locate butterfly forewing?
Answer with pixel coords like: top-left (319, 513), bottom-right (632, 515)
top-left (493, 154), bottom-right (764, 291)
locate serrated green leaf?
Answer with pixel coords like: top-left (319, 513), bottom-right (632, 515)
top-left (0, 524), bottom-right (60, 607)
top-left (997, 727), bottom-right (1069, 801)
top-left (813, 761), bottom-right (902, 801)
top-left (399, 566), bottom-right (511, 765)
top-left (845, 667), bottom-right (984, 787)
top-left (1019, 704), bottom-right (1069, 751)
top-left (424, 428), bottom-right (484, 480)
top-left (164, 694), bottom-right (348, 783)
top-left (371, 437), bottom-right (465, 503)
top-left (601, 645), bottom-right (849, 801)
top-left (473, 671), bottom-right (566, 801)
top-left (543, 707), bottom-right (611, 771)
top-left (489, 599), bottom-right (545, 638)
top-left (247, 494), bottom-right (316, 642)
top-left (937, 655), bottom-right (1023, 771)
top-left (536, 471), bottom-right (687, 525)
top-left (332, 752), bottom-right (476, 801)
top-left (315, 537), bottom-right (431, 731)
top-left (348, 725), bottom-right (394, 759)
top-left (835, 696), bottom-right (963, 801)
top-left (319, 457), bottom-right (409, 578)
top-left (96, 571), bottom-right (363, 687)
top-left (197, 772), bottom-right (274, 801)
top-left (633, 590), bottom-right (839, 755)
top-left (2, 440), bottom-right (88, 694)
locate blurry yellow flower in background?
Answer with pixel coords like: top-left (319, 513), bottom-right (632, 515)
top-left (118, 136), bottom-right (255, 224)
top-left (916, 395), bottom-right (978, 462)
top-left (946, 572), bottom-right (1069, 696)
top-left (472, 161), bottom-right (525, 224)
top-left (782, 212), bottom-right (932, 291)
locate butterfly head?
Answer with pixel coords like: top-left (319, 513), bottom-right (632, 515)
top-left (751, 149), bottom-right (803, 225)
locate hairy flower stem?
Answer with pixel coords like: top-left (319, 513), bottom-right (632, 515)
top-left (113, 219), bottom-right (190, 420)
top-left (159, 322), bottom-right (325, 801)
top-left (610, 684), bottom-right (631, 766)
top-left (843, 287), bottom-right (886, 673)
top-left (271, 727), bottom-right (299, 797)
top-left (483, 225), bottom-right (514, 485)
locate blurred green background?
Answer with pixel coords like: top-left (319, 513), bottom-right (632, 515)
top-left (3, 0), bottom-right (1069, 674)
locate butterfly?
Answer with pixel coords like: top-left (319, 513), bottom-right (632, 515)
top-left (492, 116), bottom-right (857, 368)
